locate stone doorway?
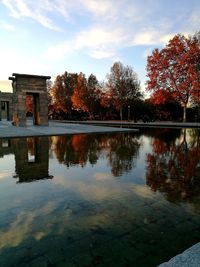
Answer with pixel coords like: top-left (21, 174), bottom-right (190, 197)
top-left (1, 101), bottom-right (9, 120)
top-left (9, 73), bottom-right (50, 126)
top-left (0, 92), bottom-right (13, 121)
top-left (26, 93), bottom-right (40, 126)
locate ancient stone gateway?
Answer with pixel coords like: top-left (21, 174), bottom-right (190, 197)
top-left (9, 73), bottom-right (51, 126)
top-left (0, 92), bottom-right (13, 121)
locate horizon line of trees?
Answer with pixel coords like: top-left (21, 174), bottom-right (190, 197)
top-left (48, 62), bottom-right (143, 121)
top-left (47, 31), bottom-right (200, 122)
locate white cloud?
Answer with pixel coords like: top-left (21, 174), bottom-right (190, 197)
top-left (160, 34), bottom-right (176, 44)
top-left (0, 170), bottom-right (11, 180)
top-left (75, 26), bottom-right (127, 58)
top-left (2, 0), bottom-right (20, 18)
top-left (0, 80), bottom-right (12, 92)
top-left (45, 26), bottom-right (126, 60)
top-left (81, 0), bottom-right (116, 18)
top-left (189, 9), bottom-right (200, 28)
top-left (0, 20), bottom-right (15, 31)
top-left (0, 47), bottom-right (50, 80)
top-left (131, 184), bottom-right (154, 199)
top-left (2, 0), bottom-right (61, 31)
top-left (75, 27), bottom-right (126, 49)
top-left (0, 201), bottom-right (57, 249)
top-left (45, 42), bottom-right (73, 59)
top-left (131, 29), bottom-right (176, 46)
top-left (44, 24), bottom-right (178, 62)
top-left (93, 172), bottom-right (113, 181)
top-left (132, 31), bottom-right (158, 46)
top-left (89, 49), bottom-right (115, 59)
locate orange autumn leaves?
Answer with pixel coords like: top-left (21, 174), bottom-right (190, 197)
top-left (146, 34), bottom-right (200, 121)
top-left (50, 72), bottom-right (101, 119)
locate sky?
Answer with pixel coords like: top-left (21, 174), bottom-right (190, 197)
top-left (0, 0), bottom-right (199, 93)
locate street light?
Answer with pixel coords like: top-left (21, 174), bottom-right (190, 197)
top-left (128, 105), bottom-right (130, 121)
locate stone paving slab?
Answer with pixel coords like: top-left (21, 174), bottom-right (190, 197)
top-left (0, 120), bottom-right (137, 138)
top-left (158, 242), bottom-right (200, 267)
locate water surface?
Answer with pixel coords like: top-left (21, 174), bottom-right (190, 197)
top-left (0, 129), bottom-right (199, 267)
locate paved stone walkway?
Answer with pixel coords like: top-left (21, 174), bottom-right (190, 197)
top-left (158, 242), bottom-right (200, 267)
top-left (0, 120), bottom-right (137, 138)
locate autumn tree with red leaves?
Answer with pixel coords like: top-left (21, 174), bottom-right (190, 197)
top-left (191, 32), bottom-right (200, 106)
top-left (71, 72), bottom-right (88, 112)
top-left (146, 34), bottom-right (200, 122)
top-left (71, 73), bottom-right (102, 119)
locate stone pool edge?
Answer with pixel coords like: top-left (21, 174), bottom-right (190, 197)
top-left (158, 242), bottom-right (200, 266)
top-left (0, 120), bottom-right (138, 138)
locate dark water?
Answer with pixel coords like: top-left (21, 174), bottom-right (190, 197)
top-left (0, 128), bottom-right (199, 267)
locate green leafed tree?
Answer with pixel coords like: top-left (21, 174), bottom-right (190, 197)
top-left (106, 61), bottom-right (141, 120)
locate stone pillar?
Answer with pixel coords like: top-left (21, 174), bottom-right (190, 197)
top-left (39, 91), bottom-right (49, 126)
top-left (17, 92), bottom-right (26, 126)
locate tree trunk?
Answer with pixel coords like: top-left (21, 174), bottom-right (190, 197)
top-left (120, 107), bottom-right (123, 120)
top-left (183, 105), bottom-right (187, 122)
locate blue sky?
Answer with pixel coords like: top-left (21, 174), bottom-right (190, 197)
top-left (0, 0), bottom-right (199, 92)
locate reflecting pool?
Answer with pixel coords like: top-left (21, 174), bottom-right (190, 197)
top-left (0, 129), bottom-right (200, 267)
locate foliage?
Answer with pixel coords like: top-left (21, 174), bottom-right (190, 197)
top-left (49, 71), bottom-right (78, 117)
top-left (71, 72), bottom-right (88, 112)
top-left (146, 34), bottom-right (200, 122)
top-left (106, 61), bottom-right (142, 120)
top-left (71, 73), bottom-right (101, 118)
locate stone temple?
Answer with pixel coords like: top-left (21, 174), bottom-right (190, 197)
top-left (0, 73), bottom-right (50, 126)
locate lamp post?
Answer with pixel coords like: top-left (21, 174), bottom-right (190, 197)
top-left (128, 105), bottom-right (130, 121)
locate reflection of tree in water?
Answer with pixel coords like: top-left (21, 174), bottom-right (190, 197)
top-left (146, 128), bottom-right (200, 203)
top-left (107, 133), bottom-right (140, 176)
top-left (50, 133), bottom-right (140, 176)
top-left (50, 134), bottom-right (101, 167)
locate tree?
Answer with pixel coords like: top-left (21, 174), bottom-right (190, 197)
top-left (106, 61), bottom-right (141, 120)
top-left (191, 32), bottom-right (200, 120)
top-left (71, 72), bottom-right (88, 113)
top-left (87, 74), bottom-right (101, 119)
top-left (146, 34), bottom-right (200, 122)
top-left (49, 71), bottom-right (78, 118)
top-left (71, 73), bottom-right (101, 119)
